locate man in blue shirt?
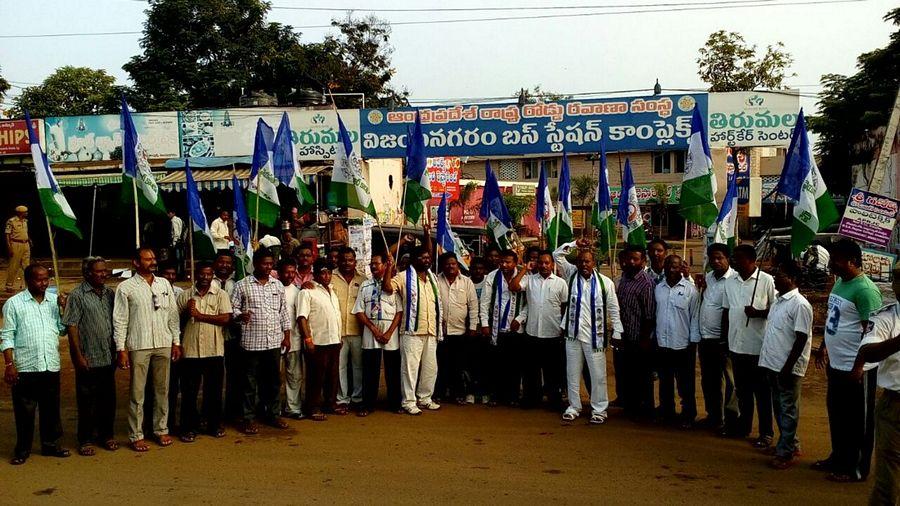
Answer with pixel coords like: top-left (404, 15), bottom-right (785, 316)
top-left (1, 264), bottom-right (70, 465)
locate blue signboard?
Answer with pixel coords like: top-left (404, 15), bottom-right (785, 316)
top-left (360, 93), bottom-right (707, 158)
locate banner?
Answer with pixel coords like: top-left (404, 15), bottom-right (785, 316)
top-left (708, 91), bottom-right (800, 147)
top-left (726, 147), bottom-right (751, 215)
top-left (361, 94), bottom-right (707, 158)
top-left (45, 113), bottom-right (179, 162)
top-left (427, 156), bottom-right (461, 204)
top-left (180, 108), bottom-right (361, 161)
top-left (861, 248), bottom-right (897, 282)
top-left (0, 119), bottom-right (42, 155)
top-left (837, 188), bottom-right (899, 248)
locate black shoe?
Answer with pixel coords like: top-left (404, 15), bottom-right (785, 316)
top-left (40, 446), bottom-right (70, 458)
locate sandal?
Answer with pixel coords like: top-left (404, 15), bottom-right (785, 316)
top-left (310, 413), bottom-right (327, 421)
top-left (334, 406), bottom-right (349, 416)
top-left (130, 440), bottom-right (150, 452)
top-left (103, 440), bottom-right (119, 451)
top-left (41, 447), bottom-right (70, 458)
top-left (154, 435), bottom-right (173, 447)
top-left (357, 410), bottom-right (370, 417)
top-left (826, 473), bottom-right (858, 483)
top-left (209, 428), bottom-right (226, 438)
top-left (180, 432), bottom-right (197, 443)
top-left (562, 411), bottom-right (578, 422)
top-left (590, 413), bottom-right (608, 425)
top-left (9, 455), bottom-right (27, 465)
top-left (240, 422), bottom-right (259, 435)
top-left (770, 457), bottom-right (795, 470)
top-left (751, 436), bottom-right (773, 449)
top-left (77, 444), bottom-right (96, 457)
top-left (266, 418), bottom-right (289, 430)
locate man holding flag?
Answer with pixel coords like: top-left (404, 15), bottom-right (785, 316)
top-left (547, 154), bottom-right (573, 250)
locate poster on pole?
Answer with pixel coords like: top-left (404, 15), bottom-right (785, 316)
top-left (837, 188), bottom-right (899, 248)
top-left (861, 248), bottom-right (897, 282)
top-left (427, 157), bottom-right (461, 204)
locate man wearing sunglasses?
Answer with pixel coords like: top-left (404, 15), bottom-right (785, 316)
top-left (113, 248), bottom-right (181, 452)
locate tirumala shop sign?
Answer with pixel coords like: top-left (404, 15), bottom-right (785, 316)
top-left (360, 93), bottom-right (707, 158)
top-left (708, 91), bottom-right (800, 147)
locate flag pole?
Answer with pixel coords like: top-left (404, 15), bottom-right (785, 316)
top-left (188, 218), bottom-right (195, 282)
top-left (132, 175), bottom-right (140, 248)
top-left (89, 183), bottom-right (98, 256)
top-left (682, 220), bottom-right (688, 261)
top-left (253, 190), bottom-right (260, 244)
top-left (44, 216), bottom-right (61, 289)
top-left (609, 220), bottom-right (617, 278)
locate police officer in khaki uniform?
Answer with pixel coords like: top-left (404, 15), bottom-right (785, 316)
top-left (5, 206), bottom-right (31, 292)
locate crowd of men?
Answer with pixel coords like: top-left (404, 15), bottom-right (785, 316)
top-left (2, 214), bottom-right (900, 503)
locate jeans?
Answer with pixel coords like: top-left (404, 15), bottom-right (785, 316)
top-left (12, 371), bottom-right (62, 458)
top-left (826, 366), bottom-right (876, 480)
top-left (731, 352), bottom-right (773, 438)
top-left (698, 338), bottom-right (738, 426)
top-left (337, 335), bottom-right (363, 405)
top-left (241, 348), bottom-right (281, 423)
top-left (179, 356), bottom-right (225, 434)
top-left (74, 365), bottom-right (116, 445)
top-left (657, 345), bottom-right (697, 422)
top-left (768, 370), bottom-right (802, 458)
top-left (565, 340), bottom-right (609, 415)
top-left (870, 390), bottom-right (900, 505)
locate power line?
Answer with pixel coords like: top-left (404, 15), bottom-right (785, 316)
top-left (0, 0), bottom-right (865, 38)
top-left (270, 0), bottom-right (778, 12)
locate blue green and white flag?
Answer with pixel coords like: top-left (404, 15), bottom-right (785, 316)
top-left (247, 119), bottom-right (280, 228)
top-left (327, 114), bottom-right (377, 216)
top-left (232, 175), bottom-right (253, 279)
top-left (185, 159), bottom-right (216, 259)
top-left (591, 138), bottom-right (615, 253)
top-left (479, 161), bottom-right (512, 248)
top-left (711, 167), bottom-right (738, 249)
top-left (776, 109), bottom-right (839, 257)
top-left (121, 95), bottom-right (166, 215)
top-left (403, 111), bottom-right (432, 224)
top-left (680, 106), bottom-right (718, 227)
top-left (25, 111), bottom-right (81, 239)
top-left (547, 152), bottom-right (573, 250)
top-left (616, 159), bottom-right (646, 248)
top-left (273, 112), bottom-right (315, 213)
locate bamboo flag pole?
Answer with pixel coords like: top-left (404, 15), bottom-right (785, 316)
top-left (253, 190), bottom-right (260, 244)
top-left (188, 219), bottom-right (195, 282)
top-left (44, 216), bottom-right (61, 289)
top-left (132, 175), bottom-right (140, 248)
top-left (683, 220), bottom-right (689, 261)
top-left (89, 183), bottom-right (98, 256)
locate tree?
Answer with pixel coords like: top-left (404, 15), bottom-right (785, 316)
top-left (503, 195), bottom-right (535, 227)
top-left (124, 1), bottom-right (406, 110)
top-left (697, 31), bottom-right (794, 92)
top-left (512, 85), bottom-right (573, 103)
top-left (0, 66), bottom-right (10, 104)
top-left (810, 8), bottom-right (900, 196)
top-left (571, 175), bottom-right (595, 207)
top-left (10, 66), bottom-right (123, 117)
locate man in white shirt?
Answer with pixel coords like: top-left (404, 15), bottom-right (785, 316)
top-left (553, 244), bottom-right (622, 424)
top-left (353, 253), bottom-right (403, 416)
top-left (436, 252), bottom-right (479, 404)
top-left (468, 256), bottom-right (490, 404)
top-left (277, 258), bottom-right (303, 420)
top-left (698, 243), bottom-right (739, 433)
top-left (721, 244), bottom-right (777, 447)
top-left (479, 250), bottom-right (527, 406)
top-left (168, 211), bottom-right (184, 277)
top-left (758, 263), bottom-right (813, 470)
top-left (297, 258), bottom-right (343, 421)
top-left (511, 250), bottom-right (567, 409)
top-left (655, 255), bottom-right (701, 428)
top-left (210, 210), bottom-right (233, 253)
top-left (852, 264), bottom-right (900, 503)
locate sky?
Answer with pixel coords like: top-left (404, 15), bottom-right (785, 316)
top-left (0, 0), bottom-right (897, 114)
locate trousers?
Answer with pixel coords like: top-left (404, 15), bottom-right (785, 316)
top-left (283, 350), bottom-right (303, 415)
top-left (337, 335), bottom-right (363, 405)
top-left (179, 356), bottom-right (224, 434)
top-left (362, 348), bottom-right (402, 411)
top-left (5, 242), bottom-right (30, 289)
top-left (241, 348), bottom-right (281, 422)
top-left (128, 347), bottom-right (171, 442)
top-left (565, 339), bottom-right (608, 415)
top-left (698, 338), bottom-right (738, 426)
top-left (12, 371), bottom-right (62, 457)
top-left (657, 345), bottom-right (697, 421)
top-left (768, 370), bottom-right (802, 459)
top-left (870, 390), bottom-right (900, 505)
top-left (826, 366), bottom-right (876, 480)
top-left (304, 344), bottom-right (340, 414)
top-left (731, 352), bottom-right (773, 438)
top-left (400, 334), bottom-right (438, 409)
top-left (74, 365), bottom-right (116, 445)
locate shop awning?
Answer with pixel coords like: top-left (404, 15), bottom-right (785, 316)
top-left (56, 172), bottom-right (166, 188)
top-left (158, 169), bottom-right (251, 192)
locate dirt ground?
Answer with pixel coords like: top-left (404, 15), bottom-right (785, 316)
top-left (0, 265), bottom-right (880, 505)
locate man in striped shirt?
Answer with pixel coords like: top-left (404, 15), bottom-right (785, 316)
top-left (114, 248), bottom-right (181, 452)
top-left (2, 264), bottom-right (70, 465)
top-left (64, 256), bottom-right (118, 456)
top-left (230, 248), bottom-right (292, 434)
top-left (613, 244), bottom-right (657, 419)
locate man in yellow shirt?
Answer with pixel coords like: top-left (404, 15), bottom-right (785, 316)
top-left (332, 246), bottom-right (367, 413)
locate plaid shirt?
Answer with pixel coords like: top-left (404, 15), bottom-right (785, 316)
top-left (0, 290), bottom-right (65, 372)
top-left (615, 270), bottom-right (657, 342)
top-left (230, 275), bottom-right (290, 351)
top-left (62, 281), bottom-right (115, 368)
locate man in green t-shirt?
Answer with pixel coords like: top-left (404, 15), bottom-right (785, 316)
top-left (812, 239), bottom-right (883, 483)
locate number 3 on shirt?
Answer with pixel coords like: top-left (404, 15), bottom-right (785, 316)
top-left (825, 304), bottom-right (841, 336)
